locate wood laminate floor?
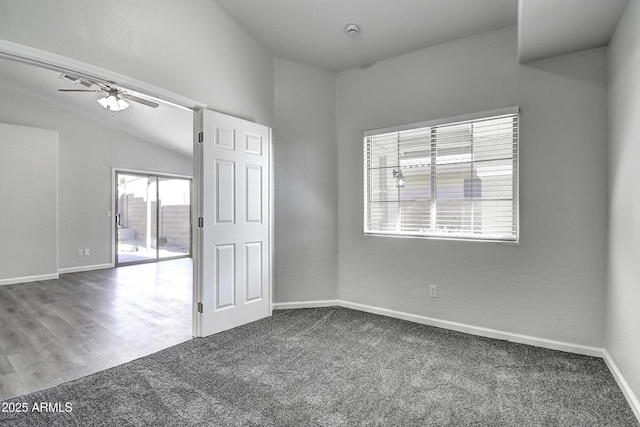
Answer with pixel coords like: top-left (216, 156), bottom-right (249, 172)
top-left (0, 258), bottom-right (192, 400)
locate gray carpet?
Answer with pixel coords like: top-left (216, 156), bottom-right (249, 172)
top-left (0, 307), bottom-right (637, 426)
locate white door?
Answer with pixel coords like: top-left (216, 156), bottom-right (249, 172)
top-left (193, 109), bottom-right (272, 337)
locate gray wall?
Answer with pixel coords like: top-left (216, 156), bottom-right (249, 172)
top-left (336, 26), bottom-right (608, 347)
top-left (0, 84), bottom-right (192, 271)
top-left (0, 123), bottom-right (58, 283)
top-left (607, 0), bottom-right (640, 408)
top-left (273, 59), bottom-right (338, 302)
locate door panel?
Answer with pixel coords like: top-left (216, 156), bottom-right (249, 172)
top-left (196, 109), bottom-right (271, 336)
top-left (244, 132), bottom-right (263, 155)
top-left (245, 165), bottom-right (262, 223)
top-left (215, 244), bottom-right (236, 309)
top-left (245, 242), bottom-right (262, 302)
top-left (216, 160), bottom-right (236, 224)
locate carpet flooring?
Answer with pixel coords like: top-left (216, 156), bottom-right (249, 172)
top-left (0, 307), bottom-right (637, 426)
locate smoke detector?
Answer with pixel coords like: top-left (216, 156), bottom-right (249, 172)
top-left (345, 24), bottom-right (360, 38)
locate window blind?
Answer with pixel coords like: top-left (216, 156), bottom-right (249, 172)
top-left (364, 107), bottom-right (519, 242)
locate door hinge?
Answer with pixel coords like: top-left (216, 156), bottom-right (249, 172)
top-left (198, 132), bottom-right (204, 143)
top-left (197, 302), bottom-right (203, 313)
top-left (198, 217), bottom-right (204, 228)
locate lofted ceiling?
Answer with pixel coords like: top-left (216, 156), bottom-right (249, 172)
top-left (215, 0), bottom-right (519, 73)
top-left (0, 57), bottom-right (194, 157)
top-left (0, 0), bottom-right (630, 156)
top-left (215, 0), bottom-right (630, 71)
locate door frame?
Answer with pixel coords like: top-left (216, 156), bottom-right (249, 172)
top-left (111, 167), bottom-right (193, 267)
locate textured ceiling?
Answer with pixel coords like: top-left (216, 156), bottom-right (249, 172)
top-left (216, 0), bottom-right (630, 71)
top-left (215, 0), bottom-right (518, 72)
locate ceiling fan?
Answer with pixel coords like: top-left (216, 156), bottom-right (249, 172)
top-left (57, 74), bottom-right (159, 111)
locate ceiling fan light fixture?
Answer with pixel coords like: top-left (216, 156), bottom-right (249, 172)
top-left (97, 93), bottom-right (129, 112)
top-left (346, 24), bottom-right (360, 38)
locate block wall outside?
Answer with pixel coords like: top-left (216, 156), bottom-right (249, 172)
top-left (119, 195), bottom-right (190, 252)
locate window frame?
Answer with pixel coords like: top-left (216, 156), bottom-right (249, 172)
top-left (363, 106), bottom-right (520, 243)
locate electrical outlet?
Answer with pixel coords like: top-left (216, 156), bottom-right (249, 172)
top-left (84, 249), bottom-right (91, 257)
top-left (429, 285), bottom-right (437, 298)
top-left (77, 249), bottom-right (83, 257)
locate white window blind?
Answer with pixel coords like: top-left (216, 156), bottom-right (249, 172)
top-left (364, 107), bottom-right (519, 242)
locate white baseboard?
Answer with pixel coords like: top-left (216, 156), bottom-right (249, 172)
top-left (0, 263), bottom-right (114, 286)
top-left (272, 299), bottom-right (604, 357)
top-left (603, 350), bottom-right (640, 422)
top-left (0, 273), bottom-right (59, 286)
top-left (58, 263), bottom-right (113, 274)
top-left (272, 300), bottom-right (340, 310)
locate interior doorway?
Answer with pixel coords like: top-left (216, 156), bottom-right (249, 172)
top-left (1, 40), bottom-right (273, 341)
top-left (116, 170), bottom-right (192, 266)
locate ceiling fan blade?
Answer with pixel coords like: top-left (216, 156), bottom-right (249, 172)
top-left (58, 89), bottom-right (103, 92)
top-left (121, 94), bottom-right (160, 108)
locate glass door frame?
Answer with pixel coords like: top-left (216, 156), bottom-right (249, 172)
top-left (113, 168), bottom-right (193, 267)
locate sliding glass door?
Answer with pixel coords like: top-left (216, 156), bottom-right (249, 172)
top-left (157, 177), bottom-right (191, 259)
top-left (116, 171), bottom-right (191, 265)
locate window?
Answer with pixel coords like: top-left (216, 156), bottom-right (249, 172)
top-left (364, 107), bottom-right (519, 242)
